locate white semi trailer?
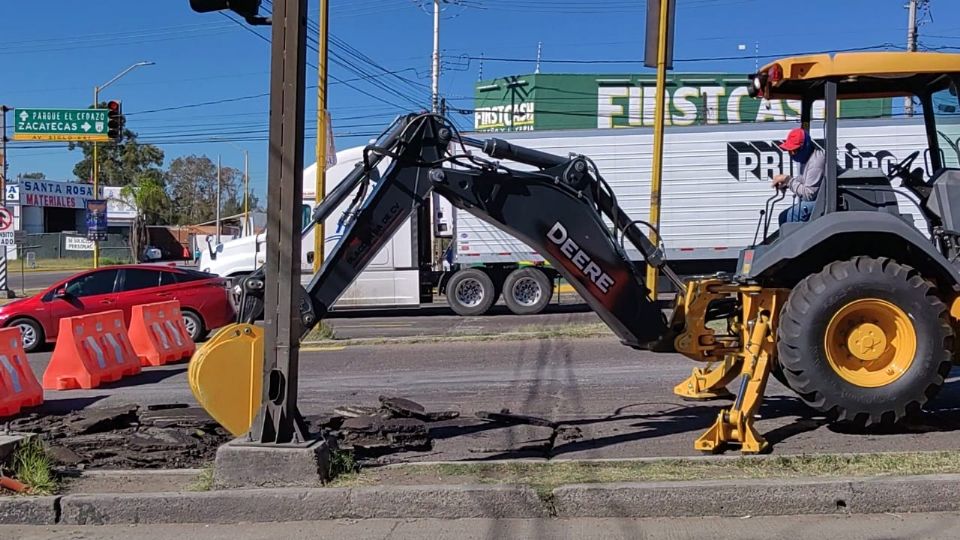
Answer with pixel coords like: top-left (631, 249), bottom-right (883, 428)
top-left (200, 117), bottom-right (935, 316)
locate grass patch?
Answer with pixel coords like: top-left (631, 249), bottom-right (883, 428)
top-left (330, 451), bottom-right (960, 492)
top-left (188, 464), bottom-right (215, 492)
top-left (7, 438), bottom-right (59, 495)
top-left (305, 323), bottom-right (612, 348)
top-left (304, 321), bottom-right (337, 342)
top-left (327, 450), bottom-right (360, 484)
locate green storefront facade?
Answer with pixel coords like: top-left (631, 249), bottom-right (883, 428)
top-left (474, 73), bottom-right (892, 132)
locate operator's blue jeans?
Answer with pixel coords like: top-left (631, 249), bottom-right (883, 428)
top-left (779, 200), bottom-right (817, 225)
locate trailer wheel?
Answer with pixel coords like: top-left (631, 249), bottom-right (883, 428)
top-left (778, 256), bottom-right (953, 427)
top-left (446, 268), bottom-right (498, 316)
top-left (503, 268), bottom-right (553, 315)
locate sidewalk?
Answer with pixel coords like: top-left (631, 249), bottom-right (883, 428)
top-left (3, 453), bottom-right (960, 525)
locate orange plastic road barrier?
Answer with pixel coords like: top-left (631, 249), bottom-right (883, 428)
top-left (42, 310), bottom-right (141, 390)
top-left (0, 327), bottom-right (43, 416)
top-left (128, 300), bottom-right (196, 367)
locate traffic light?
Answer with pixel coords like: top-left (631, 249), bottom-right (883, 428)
top-left (189, 0), bottom-right (266, 24)
top-left (107, 100), bottom-right (124, 141)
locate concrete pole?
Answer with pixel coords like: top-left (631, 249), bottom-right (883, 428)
top-left (432, 0), bottom-right (440, 113)
top-left (92, 86), bottom-right (100, 268)
top-left (905, 0), bottom-right (917, 117)
top-left (0, 105), bottom-right (9, 297)
top-left (216, 154), bottom-right (222, 245)
top-left (243, 150), bottom-right (249, 236)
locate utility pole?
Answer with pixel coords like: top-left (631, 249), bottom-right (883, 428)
top-left (432, 0), bottom-right (441, 112)
top-left (216, 154), bottom-right (222, 245)
top-left (243, 150), bottom-right (249, 236)
top-left (535, 41), bottom-right (542, 74)
top-left (905, 0), bottom-right (919, 117)
top-left (644, 0), bottom-right (675, 301)
top-left (313, 0), bottom-right (330, 272)
top-left (0, 106), bottom-right (10, 298)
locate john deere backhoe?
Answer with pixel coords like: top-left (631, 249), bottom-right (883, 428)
top-left (190, 52), bottom-right (960, 453)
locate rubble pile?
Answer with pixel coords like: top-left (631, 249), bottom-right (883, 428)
top-left (313, 396), bottom-right (460, 457)
top-left (7, 404), bottom-right (231, 469)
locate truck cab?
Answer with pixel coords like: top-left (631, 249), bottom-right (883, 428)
top-left (199, 146), bottom-right (423, 310)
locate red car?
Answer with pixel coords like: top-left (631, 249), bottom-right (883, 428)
top-left (0, 265), bottom-right (236, 352)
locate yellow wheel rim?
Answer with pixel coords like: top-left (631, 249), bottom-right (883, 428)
top-left (824, 299), bottom-right (916, 388)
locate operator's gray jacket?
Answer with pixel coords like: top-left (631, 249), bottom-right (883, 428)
top-left (787, 149), bottom-right (825, 202)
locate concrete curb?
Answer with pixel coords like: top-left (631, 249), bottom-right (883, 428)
top-left (3, 474), bottom-right (960, 525)
top-left (56, 485), bottom-right (544, 525)
top-left (551, 474), bottom-right (960, 518)
top-left (0, 496), bottom-right (59, 525)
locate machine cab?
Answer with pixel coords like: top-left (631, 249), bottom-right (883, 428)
top-left (738, 52), bottom-right (960, 279)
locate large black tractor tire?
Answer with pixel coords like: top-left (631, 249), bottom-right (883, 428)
top-left (777, 256), bottom-right (953, 427)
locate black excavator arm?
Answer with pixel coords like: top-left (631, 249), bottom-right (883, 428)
top-left (238, 113), bottom-right (684, 349)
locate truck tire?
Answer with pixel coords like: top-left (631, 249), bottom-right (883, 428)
top-left (503, 268), bottom-right (553, 315)
top-left (447, 268), bottom-right (498, 316)
top-left (777, 256), bottom-right (953, 427)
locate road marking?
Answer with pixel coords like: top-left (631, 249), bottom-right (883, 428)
top-left (332, 323), bottom-right (413, 329)
top-left (301, 345), bottom-right (347, 352)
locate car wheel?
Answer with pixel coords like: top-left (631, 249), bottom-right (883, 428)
top-left (182, 310), bottom-right (208, 342)
top-left (10, 318), bottom-right (44, 353)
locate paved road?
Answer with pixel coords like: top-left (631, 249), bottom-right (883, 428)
top-left (6, 270), bottom-right (75, 293)
top-left (325, 303), bottom-right (599, 340)
top-left (25, 336), bottom-right (960, 460)
top-left (6, 513), bottom-right (960, 539)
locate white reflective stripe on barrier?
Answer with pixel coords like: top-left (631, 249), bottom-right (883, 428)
top-left (85, 336), bottom-right (107, 369)
top-left (165, 320), bottom-right (184, 347)
top-left (152, 322), bottom-right (171, 351)
top-left (0, 354), bottom-right (21, 393)
top-left (103, 333), bottom-right (125, 365)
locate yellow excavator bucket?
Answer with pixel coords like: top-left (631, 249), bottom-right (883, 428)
top-left (188, 323), bottom-right (264, 436)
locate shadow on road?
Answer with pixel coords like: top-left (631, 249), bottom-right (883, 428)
top-left (392, 376), bottom-right (960, 462)
top-left (99, 365), bottom-right (189, 389)
top-left (325, 301), bottom-right (594, 319)
top-left (34, 395), bottom-right (109, 415)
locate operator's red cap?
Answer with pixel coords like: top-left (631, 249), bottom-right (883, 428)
top-left (779, 128), bottom-right (806, 151)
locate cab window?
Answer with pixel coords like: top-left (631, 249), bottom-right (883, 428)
top-left (302, 204), bottom-right (312, 230)
top-left (931, 81), bottom-right (960, 169)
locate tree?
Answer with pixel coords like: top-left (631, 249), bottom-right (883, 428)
top-left (69, 102), bottom-right (164, 187)
top-left (120, 175), bottom-right (170, 261)
top-left (21, 172), bottom-right (46, 180)
top-left (165, 155), bottom-right (243, 225)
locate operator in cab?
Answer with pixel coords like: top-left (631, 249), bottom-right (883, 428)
top-left (772, 127), bottom-right (825, 224)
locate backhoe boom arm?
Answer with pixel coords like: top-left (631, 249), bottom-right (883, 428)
top-left (240, 114), bottom-right (677, 348)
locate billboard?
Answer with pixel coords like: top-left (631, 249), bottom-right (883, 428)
top-left (474, 73), bottom-right (893, 132)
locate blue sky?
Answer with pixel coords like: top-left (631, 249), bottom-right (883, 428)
top-left (2, 0), bottom-right (958, 201)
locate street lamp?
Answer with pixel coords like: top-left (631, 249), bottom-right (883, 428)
top-left (92, 61), bottom-right (154, 268)
top-left (213, 139), bottom-right (251, 237)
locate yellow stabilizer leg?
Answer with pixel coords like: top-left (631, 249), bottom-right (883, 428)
top-left (673, 356), bottom-right (741, 400)
top-left (189, 323), bottom-right (264, 437)
top-left (695, 298), bottom-right (776, 454)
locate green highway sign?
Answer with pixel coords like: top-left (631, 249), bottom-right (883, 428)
top-left (13, 108), bottom-right (110, 142)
